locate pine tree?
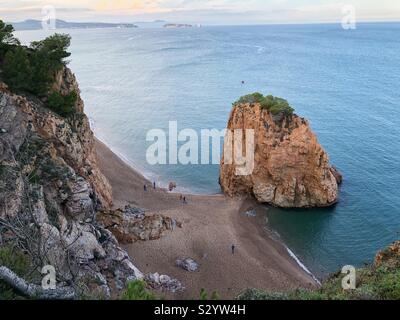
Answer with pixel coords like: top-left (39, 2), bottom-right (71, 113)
top-left (3, 46), bottom-right (32, 91)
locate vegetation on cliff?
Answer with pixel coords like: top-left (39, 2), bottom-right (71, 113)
top-left (122, 280), bottom-right (157, 300)
top-left (233, 92), bottom-right (294, 116)
top-left (0, 20), bottom-right (76, 115)
top-left (0, 246), bottom-right (33, 300)
top-left (47, 91), bottom-right (78, 116)
top-left (238, 241), bottom-right (400, 300)
top-left (0, 20), bottom-right (19, 56)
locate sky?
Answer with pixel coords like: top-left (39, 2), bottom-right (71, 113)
top-left (1, 0), bottom-right (400, 25)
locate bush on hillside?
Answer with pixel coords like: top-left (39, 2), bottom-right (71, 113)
top-left (122, 280), bottom-right (157, 300)
top-left (47, 91), bottom-right (77, 117)
top-left (237, 258), bottom-right (400, 300)
top-left (1, 19), bottom-right (72, 97)
top-left (0, 245), bottom-right (32, 300)
top-left (3, 46), bottom-right (32, 91)
top-left (0, 21), bottom-right (19, 57)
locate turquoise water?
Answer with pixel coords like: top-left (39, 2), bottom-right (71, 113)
top-left (16, 23), bottom-right (400, 277)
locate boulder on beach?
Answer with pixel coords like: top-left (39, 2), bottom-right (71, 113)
top-left (176, 258), bottom-right (199, 272)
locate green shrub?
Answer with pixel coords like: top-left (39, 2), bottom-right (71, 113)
top-left (1, 20), bottom-right (71, 97)
top-left (47, 91), bottom-right (77, 117)
top-left (234, 92), bottom-right (265, 105)
top-left (122, 280), bottom-right (156, 300)
top-left (237, 288), bottom-right (288, 300)
top-left (30, 34), bottom-right (71, 72)
top-left (237, 259), bottom-right (400, 301)
top-left (261, 95), bottom-right (294, 116)
top-left (0, 21), bottom-right (19, 57)
top-left (27, 169), bottom-right (40, 184)
top-left (368, 266), bottom-right (400, 300)
top-left (233, 93), bottom-right (294, 116)
top-left (29, 34), bottom-right (71, 96)
top-left (3, 46), bottom-right (32, 91)
top-left (0, 245), bottom-right (31, 300)
top-left (199, 288), bottom-right (220, 300)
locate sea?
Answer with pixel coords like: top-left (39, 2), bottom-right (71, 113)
top-left (15, 22), bottom-right (400, 278)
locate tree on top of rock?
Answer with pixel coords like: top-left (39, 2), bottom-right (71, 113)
top-left (0, 20), bottom-right (19, 58)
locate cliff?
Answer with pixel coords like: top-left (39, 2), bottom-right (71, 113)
top-left (0, 68), bottom-right (142, 298)
top-left (220, 99), bottom-right (341, 208)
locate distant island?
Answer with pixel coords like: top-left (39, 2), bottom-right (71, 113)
top-left (11, 19), bottom-right (138, 31)
top-left (163, 23), bottom-right (193, 28)
top-left (134, 20), bottom-right (167, 28)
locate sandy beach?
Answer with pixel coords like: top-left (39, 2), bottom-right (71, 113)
top-left (95, 139), bottom-right (317, 299)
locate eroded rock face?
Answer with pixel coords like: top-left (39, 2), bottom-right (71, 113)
top-left (145, 273), bottom-right (185, 293)
top-left (0, 70), bottom-right (142, 298)
top-left (220, 103), bottom-right (341, 208)
top-left (0, 69), bottom-right (112, 209)
top-left (97, 205), bottom-right (180, 244)
top-left (375, 241), bottom-right (400, 268)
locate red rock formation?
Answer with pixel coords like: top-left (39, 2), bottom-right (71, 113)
top-left (220, 103), bottom-right (341, 208)
top-left (375, 241), bottom-right (400, 268)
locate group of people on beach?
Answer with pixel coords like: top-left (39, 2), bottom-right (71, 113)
top-left (143, 181), bottom-right (188, 204)
top-left (179, 194), bottom-right (187, 204)
top-left (143, 181), bottom-right (236, 255)
top-left (143, 181), bottom-right (157, 192)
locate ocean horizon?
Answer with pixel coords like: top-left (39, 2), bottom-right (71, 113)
top-left (15, 22), bottom-right (400, 278)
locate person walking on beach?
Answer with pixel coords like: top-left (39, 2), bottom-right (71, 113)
top-left (231, 244), bottom-right (236, 255)
top-left (183, 196), bottom-right (187, 204)
top-left (144, 185), bottom-right (147, 192)
top-left (153, 181), bottom-right (156, 189)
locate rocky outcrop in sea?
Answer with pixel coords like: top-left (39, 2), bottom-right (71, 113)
top-left (220, 101), bottom-right (342, 208)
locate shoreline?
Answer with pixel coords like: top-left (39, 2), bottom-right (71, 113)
top-left (95, 137), bottom-right (320, 299)
top-left (93, 132), bottom-right (216, 196)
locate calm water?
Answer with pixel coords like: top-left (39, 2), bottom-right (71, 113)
top-left (16, 23), bottom-right (400, 277)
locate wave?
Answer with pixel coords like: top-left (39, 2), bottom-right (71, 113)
top-left (286, 247), bottom-right (322, 286)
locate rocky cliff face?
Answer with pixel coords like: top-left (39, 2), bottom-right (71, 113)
top-left (0, 68), bottom-right (142, 298)
top-left (220, 103), bottom-right (341, 208)
top-left (97, 205), bottom-right (180, 244)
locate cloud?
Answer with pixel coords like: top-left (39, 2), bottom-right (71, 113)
top-left (1, 0), bottom-right (399, 24)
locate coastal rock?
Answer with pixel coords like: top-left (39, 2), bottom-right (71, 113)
top-left (220, 103), bottom-right (341, 208)
top-left (243, 208), bottom-right (257, 217)
top-left (375, 241), bottom-right (400, 268)
top-left (0, 68), bottom-right (142, 298)
top-left (176, 258), bottom-right (199, 272)
top-left (97, 205), bottom-right (180, 244)
top-left (0, 69), bottom-right (113, 209)
top-left (330, 166), bottom-right (343, 185)
top-left (169, 182), bottom-right (177, 192)
top-left (145, 272), bottom-right (185, 293)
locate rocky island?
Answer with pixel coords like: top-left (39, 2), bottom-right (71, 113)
top-left (163, 23), bottom-right (193, 28)
top-left (220, 93), bottom-right (342, 208)
top-left (11, 19), bottom-right (138, 31)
